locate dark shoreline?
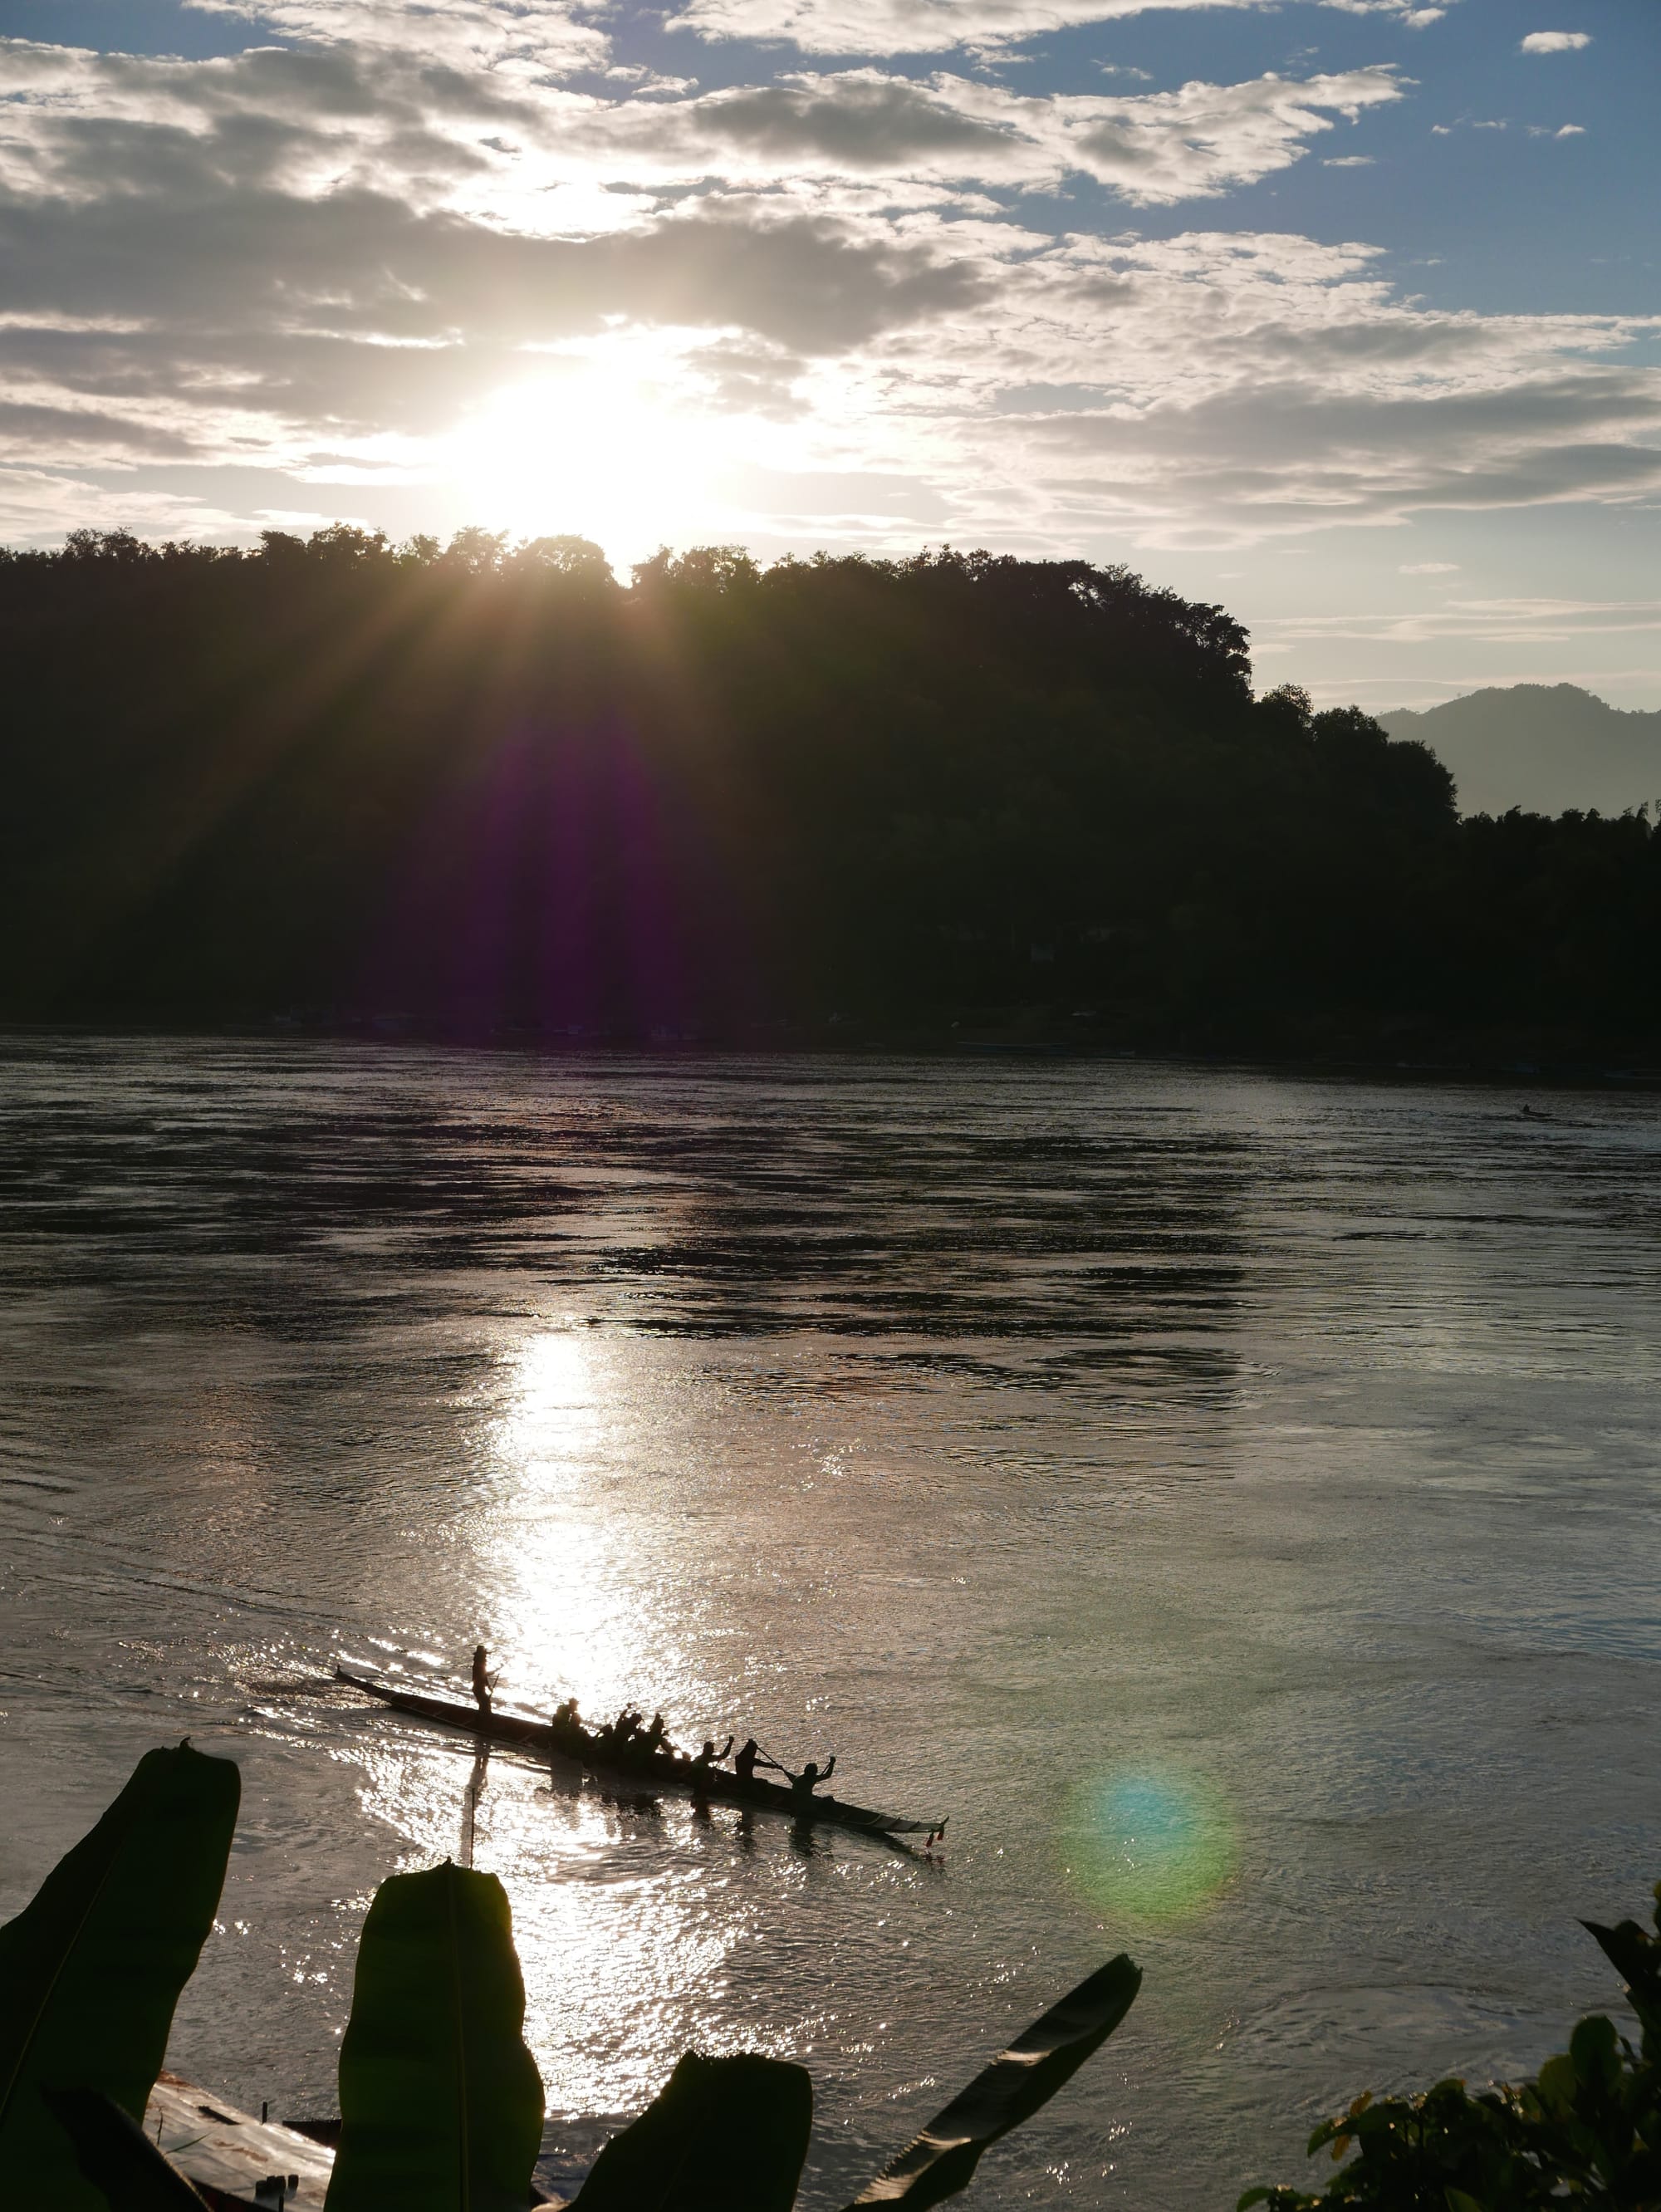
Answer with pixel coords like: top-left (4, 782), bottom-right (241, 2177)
top-left (5, 1014), bottom-right (1659, 1093)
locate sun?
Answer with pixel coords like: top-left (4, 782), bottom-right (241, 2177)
top-left (447, 346), bottom-right (732, 569)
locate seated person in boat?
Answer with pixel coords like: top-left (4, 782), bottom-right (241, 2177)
top-left (602, 1708), bottom-right (644, 1753)
top-left (788, 1757), bottom-right (835, 1805)
top-left (733, 1737), bottom-right (762, 1784)
top-left (551, 1698), bottom-right (583, 1747)
top-left (688, 1735), bottom-right (735, 1784)
top-left (640, 1711), bottom-right (672, 1757)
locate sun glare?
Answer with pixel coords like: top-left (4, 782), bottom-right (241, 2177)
top-left (1065, 1764), bottom-right (1237, 1923)
top-left (449, 351), bottom-right (733, 569)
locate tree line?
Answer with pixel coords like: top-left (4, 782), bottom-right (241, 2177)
top-left (2, 525), bottom-right (1656, 1062)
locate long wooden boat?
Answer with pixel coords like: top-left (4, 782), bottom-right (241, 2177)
top-left (336, 1666), bottom-right (946, 1842)
top-left (144, 2072), bottom-right (566, 2208)
top-left (143, 2072), bottom-right (334, 2210)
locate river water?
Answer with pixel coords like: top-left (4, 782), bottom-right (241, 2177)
top-left (1, 1036), bottom-right (1658, 2209)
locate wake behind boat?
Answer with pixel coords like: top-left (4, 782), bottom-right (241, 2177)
top-left (335, 1665), bottom-right (948, 1844)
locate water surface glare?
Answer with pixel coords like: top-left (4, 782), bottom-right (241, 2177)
top-left (1, 1037), bottom-right (1658, 2208)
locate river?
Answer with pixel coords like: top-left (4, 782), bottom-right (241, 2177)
top-left (1, 1036), bottom-right (1657, 2208)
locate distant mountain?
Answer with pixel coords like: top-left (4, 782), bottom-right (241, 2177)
top-left (1380, 684), bottom-right (1661, 818)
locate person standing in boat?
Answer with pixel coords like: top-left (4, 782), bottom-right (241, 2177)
top-left (471, 1645), bottom-right (492, 1718)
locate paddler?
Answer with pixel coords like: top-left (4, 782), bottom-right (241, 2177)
top-left (733, 1737), bottom-right (762, 1784)
top-left (606, 1708), bottom-right (644, 1752)
top-left (689, 1735), bottom-right (735, 1784)
top-left (640, 1711), bottom-right (671, 1757)
top-left (471, 1645), bottom-right (492, 1718)
top-left (787, 1755), bottom-right (835, 1807)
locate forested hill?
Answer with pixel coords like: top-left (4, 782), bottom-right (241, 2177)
top-left (2, 527), bottom-right (1658, 1061)
top-left (1380, 684), bottom-right (1661, 820)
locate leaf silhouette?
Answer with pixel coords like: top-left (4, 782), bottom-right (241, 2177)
top-left (842, 1955), bottom-right (1141, 2210)
top-left (571, 2051), bottom-right (812, 2212)
top-left (326, 1861), bottom-right (544, 2212)
top-left (0, 1741), bottom-right (240, 2212)
top-left (42, 2086), bottom-right (208, 2210)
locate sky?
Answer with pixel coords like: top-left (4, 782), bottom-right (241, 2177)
top-left (0, 0), bottom-right (1655, 708)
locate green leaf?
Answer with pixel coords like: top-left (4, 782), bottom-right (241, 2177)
top-left (1582, 1915), bottom-right (1661, 2034)
top-left (42, 2087), bottom-right (208, 2210)
top-left (840, 1955), bottom-right (1141, 2211)
top-left (571, 2051), bottom-right (812, 2212)
top-left (325, 1861), bottom-right (544, 2212)
top-left (1535, 2053), bottom-right (1577, 2116)
top-left (1567, 2013), bottom-right (1621, 2087)
top-left (0, 1740), bottom-right (240, 2212)
top-left (1582, 1918), bottom-right (1656, 1992)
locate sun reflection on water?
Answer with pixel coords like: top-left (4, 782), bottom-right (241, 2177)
top-left (497, 1330), bottom-right (605, 1489)
top-left (486, 1328), bottom-right (629, 1713)
top-left (343, 1323), bottom-right (904, 2120)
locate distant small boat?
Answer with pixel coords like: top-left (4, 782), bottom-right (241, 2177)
top-left (336, 1666), bottom-right (947, 1844)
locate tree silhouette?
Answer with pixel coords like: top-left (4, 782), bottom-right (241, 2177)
top-left (0, 526), bottom-right (1654, 1056)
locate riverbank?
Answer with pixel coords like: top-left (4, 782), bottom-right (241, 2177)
top-left (5, 1009), bottom-right (1659, 1091)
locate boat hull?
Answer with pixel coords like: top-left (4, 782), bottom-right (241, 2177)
top-left (336, 1668), bottom-right (944, 1840)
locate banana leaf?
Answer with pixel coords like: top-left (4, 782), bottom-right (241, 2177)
top-left (571, 2051), bottom-right (813, 2212)
top-left (841, 1955), bottom-right (1141, 2210)
top-left (326, 1861), bottom-right (544, 2212)
top-left (0, 1739), bottom-right (241, 2211)
top-left (1582, 1911), bottom-right (1661, 2045)
top-left (42, 2086), bottom-right (208, 2210)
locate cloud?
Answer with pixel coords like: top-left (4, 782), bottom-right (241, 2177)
top-left (0, 17), bottom-right (1653, 567)
top-left (1262, 598), bottom-right (1661, 647)
top-left (669, 0), bottom-right (1443, 58)
top-left (0, 179), bottom-right (986, 360)
top-left (1519, 30), bottom-right (1592, 53)
top-left (686, 76), bottom-right (1016, 167)
top-left (0, 42), bottom-right (1405, 208)
top-left (1011, 353), bottom-right (1661, 546)
top-left (184, 0), bottom-right (611, 75)
top-left (671, 66), bottom-right (1406, 202)
top-left (1400, 560), bottom-right (1459, 571)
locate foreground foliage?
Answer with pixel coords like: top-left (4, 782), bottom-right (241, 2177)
top-left (1243, 1888), bottom-right (1661, 2212)
top-left (2, 1745), bottom-right (1654, 2208)
top-left (0, 1744), bottom-right (239, 2211)
top-left (329, 1862), bottom-right (546, 2212)
top-left (0, 1745), bottom-right (1140, 2209)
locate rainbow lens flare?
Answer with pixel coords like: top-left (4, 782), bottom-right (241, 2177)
top-left (1064, 1765), bottom-right (1236, 1922)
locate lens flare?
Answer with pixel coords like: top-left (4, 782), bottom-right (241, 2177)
top-left (1064, 1765), bottom-right (1236, 1922)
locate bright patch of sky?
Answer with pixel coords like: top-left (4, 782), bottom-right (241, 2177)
top-left (0, 0), bottom-right (1654, 705)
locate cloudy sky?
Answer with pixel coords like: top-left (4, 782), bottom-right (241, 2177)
top-left (1, 0), bottom-right (1654, 704)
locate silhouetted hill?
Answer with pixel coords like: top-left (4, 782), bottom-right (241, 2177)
top-left (1, 527), bottom-right (1657, 1064)
top-left (1381, 684), bottom-right (1661, 818)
